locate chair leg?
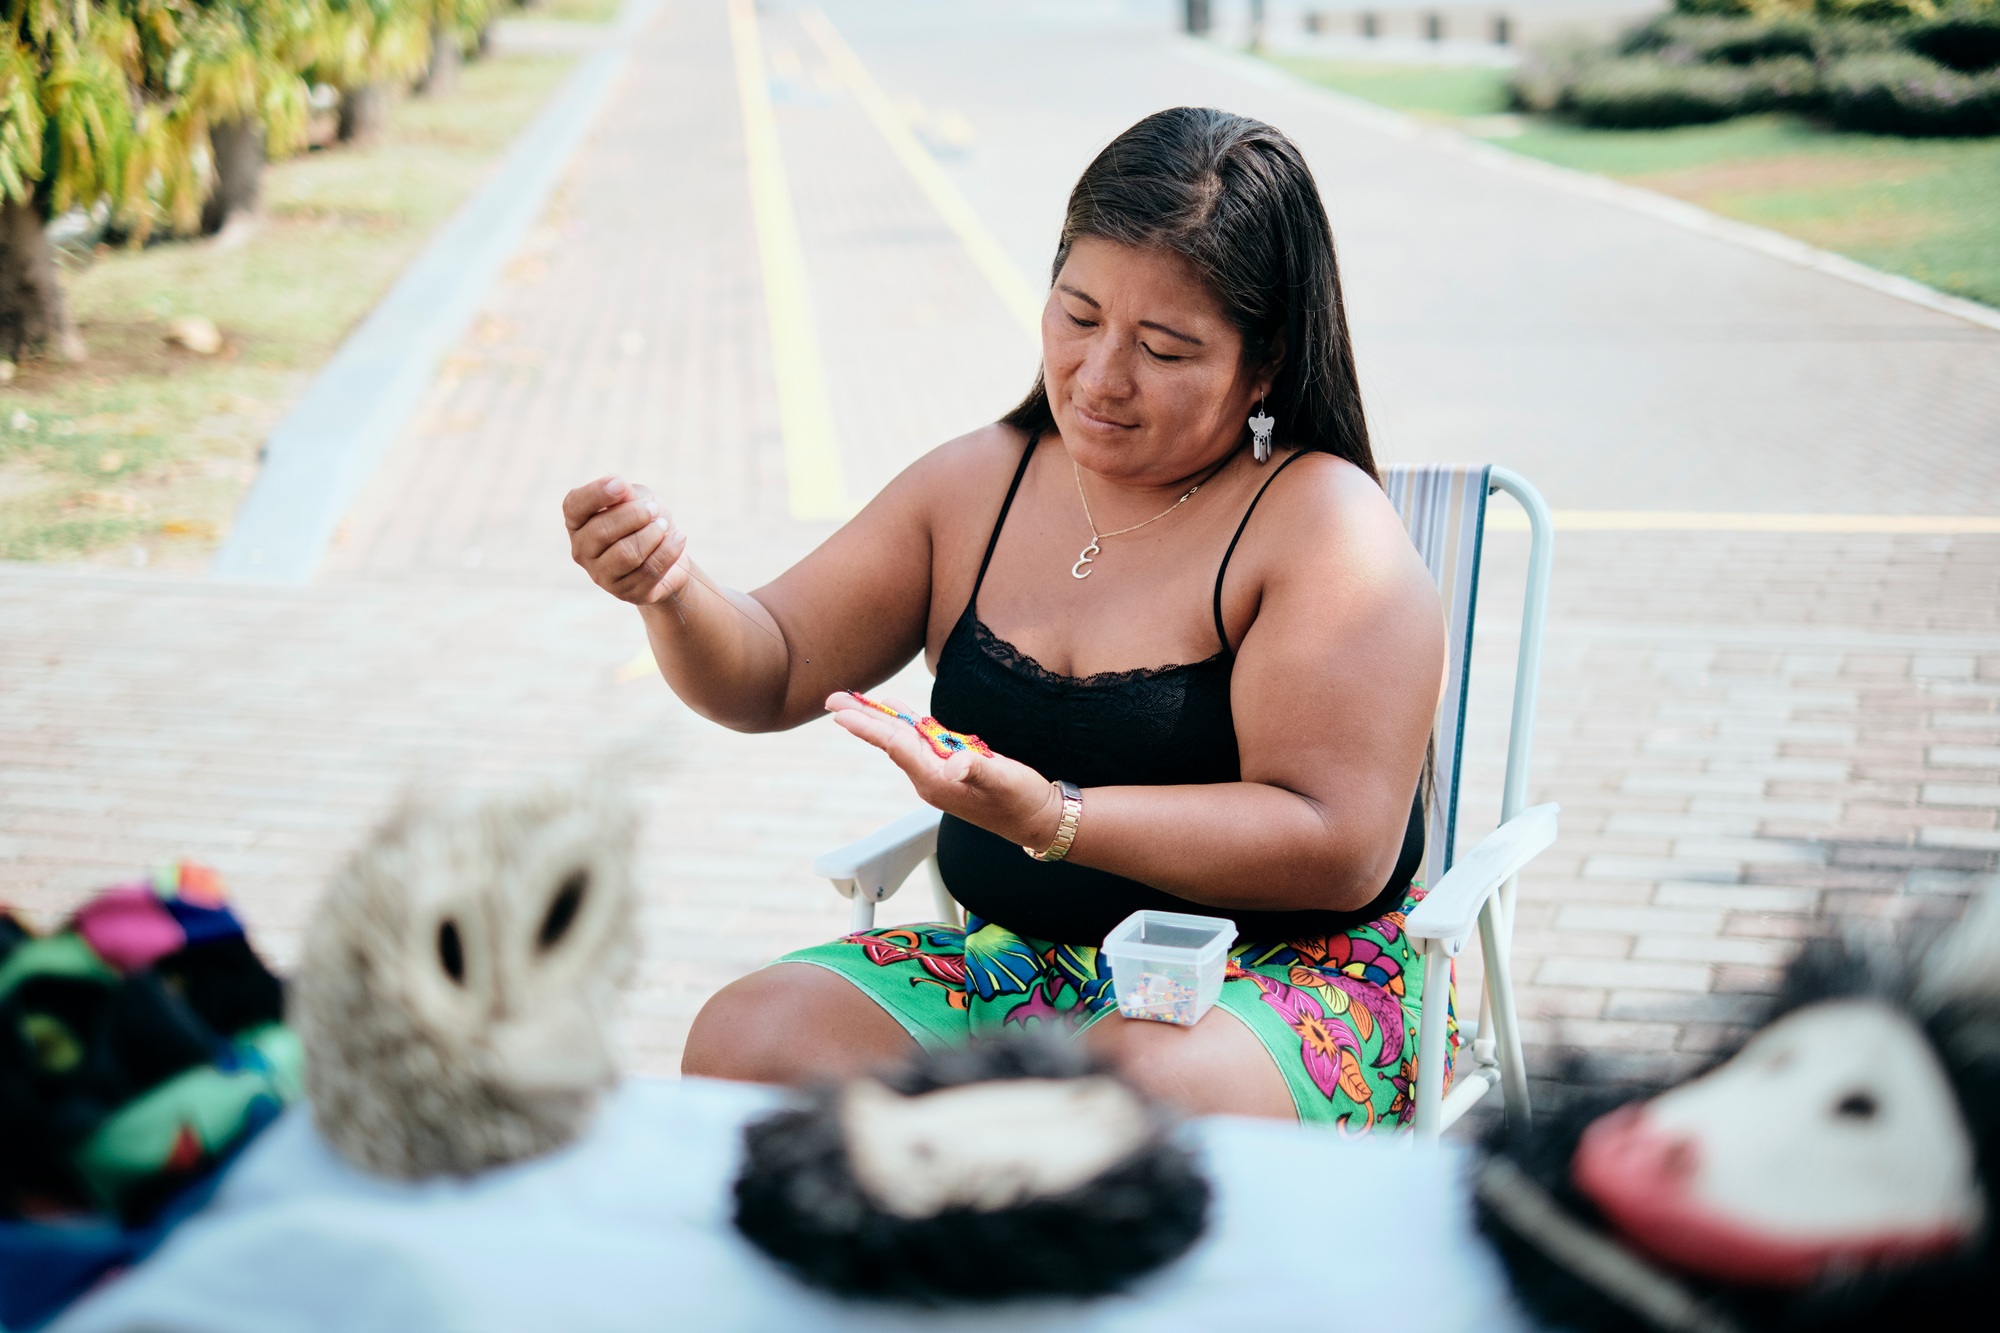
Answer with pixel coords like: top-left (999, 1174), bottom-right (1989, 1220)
top-left (848, 892), bottom-right (876, 933)
top-left (1476, 894), bottom-right (1532, 1133)
top-left (1412, 937), bottom-right (1450, 1142)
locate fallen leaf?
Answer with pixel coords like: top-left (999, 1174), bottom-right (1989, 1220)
top-left (75, 491), bottom-right (142, 514)
top-left (165, 316), bottom-right (224, 356)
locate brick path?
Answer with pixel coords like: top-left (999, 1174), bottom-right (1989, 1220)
top-left (3, 0), bottom-right (1998, 1093)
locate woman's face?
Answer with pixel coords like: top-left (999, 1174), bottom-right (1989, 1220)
top-left (1043, 236), bottom-right (1274, 488)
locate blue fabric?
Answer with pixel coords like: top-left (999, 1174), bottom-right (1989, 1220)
top-left (1, 1138), bottom-right (240, 1332)
top-left (48, 1077), bottom-right (1523, 1333)
top-left (159, 900), bottom-right (240, 947)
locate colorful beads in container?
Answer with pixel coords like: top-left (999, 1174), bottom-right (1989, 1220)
top-left (844, 691), bottom-right (995, 759)
top-left (0, 861), bottom-right (301, 1330)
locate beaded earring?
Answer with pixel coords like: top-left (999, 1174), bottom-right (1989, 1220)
top-left (1248, 402), bottom-right (1275, 463)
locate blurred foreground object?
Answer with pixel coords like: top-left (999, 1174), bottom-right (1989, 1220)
top-left (51, 1080), bottom-right (1513, 1331)
top-left (0, 863), bottom-right (298, 1329)
top-left (292, 781), bottom-right (638, 1179)
top-left (732, 1039), bottom-right (1210, 1304)
top-left (1478, 881), bottom-right (2000, 1329)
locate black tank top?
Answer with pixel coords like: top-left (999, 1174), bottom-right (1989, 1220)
top-left (930, 439), bottom-right (1425, 946)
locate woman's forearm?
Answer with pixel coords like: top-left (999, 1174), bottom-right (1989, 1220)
top-left (1054, 782), bottom-right (1409, 914)
top-left (639, 560), bottom-right (796, 731)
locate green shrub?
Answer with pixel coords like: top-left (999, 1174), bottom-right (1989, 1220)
top-left (1815, 0), bottom-right (1939, 20)
top-left (1626, 14), bottom-right (1823, 63)
top-left (1906, 11), bottom-right (2000, 70)
top-left (1519, 1), bottom-right (2000, 134)
top-left (1673, 0), bottom-right (1814, 18)
top-left (1568, 55), bottom-right (1821, 126)
top-left (1630, 13), bottom-right (1901, 63)
top-left (1825, 51), bottom-right (2000, 129)
top-left (1508, 39), bottom-right (1598, 113)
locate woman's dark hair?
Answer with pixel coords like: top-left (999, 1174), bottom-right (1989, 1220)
top-left (1002, 106), bottom-right (1375, 479)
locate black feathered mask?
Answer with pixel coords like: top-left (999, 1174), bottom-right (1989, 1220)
top-left (732, 1037), bottom-right (1210, 1304)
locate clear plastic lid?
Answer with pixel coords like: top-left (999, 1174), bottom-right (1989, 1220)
top-left (1101, 910), bottom-right (1238, 963)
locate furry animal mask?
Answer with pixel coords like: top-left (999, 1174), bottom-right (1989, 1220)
top-left (292, 782), bottom-right (639, 1180)
top-left (732, 1038), bottom-right (1210, 1304)
top-left (1479, 885), bottom-right (2000, 1333)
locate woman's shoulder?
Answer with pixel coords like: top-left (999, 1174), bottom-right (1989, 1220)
top-left (895, 422), bottom-right (1036, 504)
top-left (1255, 451), bottom-right (1415, 560)
top-left (1218, 448), bottom-right (1441, 665)
top-left (1236, 450), bottom-right (1438, 613)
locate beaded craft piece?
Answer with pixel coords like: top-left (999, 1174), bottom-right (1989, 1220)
top-left (844, 691), bottom-right (995, 760)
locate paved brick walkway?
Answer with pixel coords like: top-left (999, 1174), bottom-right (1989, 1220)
top-left (1465, 532), bottom-right (2000, 1087)
top-left (3, 0), bottom-right (1997, 1094)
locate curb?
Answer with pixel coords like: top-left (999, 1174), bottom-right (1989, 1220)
top-left (212, 0), bottom-right (667, 584)
top-left (1180, 38), bottom-right (2000, 337)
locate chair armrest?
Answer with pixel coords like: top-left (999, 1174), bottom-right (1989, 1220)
top-left (814, 808), bottom-right (943, 905)
top-left (1404, 803), bottom-right (1559, 954)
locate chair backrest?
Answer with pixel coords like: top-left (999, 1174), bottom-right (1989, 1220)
top-left (1383, 465), bottom-right (1490, 893)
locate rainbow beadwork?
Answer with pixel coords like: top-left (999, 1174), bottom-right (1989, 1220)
top-left (844, 691), bottom-right (995, 760)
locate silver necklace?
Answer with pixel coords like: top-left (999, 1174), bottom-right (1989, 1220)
top-left (1069, 459), bottom-right (1207, 580)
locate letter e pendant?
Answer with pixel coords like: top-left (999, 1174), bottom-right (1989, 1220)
top-left (1071, 540), bottom-right (1099, 579)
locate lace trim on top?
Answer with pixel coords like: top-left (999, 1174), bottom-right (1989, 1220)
top-left (964, 614), bottom-right (1227, 690)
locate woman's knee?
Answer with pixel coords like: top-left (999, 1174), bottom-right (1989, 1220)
top-left (1083, 1011), bottom-right (1295, 1120)
top-left (681, 964), bottom-right (916, 1085)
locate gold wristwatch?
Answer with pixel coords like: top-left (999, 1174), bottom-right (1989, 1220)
top-left (1024, 780), bottom-right (1082, 862)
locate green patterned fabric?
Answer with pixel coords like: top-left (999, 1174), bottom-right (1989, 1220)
top-left (779, 885), bottom-right (1455, 1130)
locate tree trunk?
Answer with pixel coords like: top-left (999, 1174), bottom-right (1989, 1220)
top-left (201, 120), bottom-right (267, 236)
top-left (475, 18), bottom-right (497, 60)
top-left (337, 84), bottom-right (388, 144)
top-left (419, 25), bottom-right (462, 96)
top-left (0, 195), bottom-right (84, 363)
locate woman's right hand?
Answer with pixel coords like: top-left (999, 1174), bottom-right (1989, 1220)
top-left (562, 475), bottom-right (690, 606)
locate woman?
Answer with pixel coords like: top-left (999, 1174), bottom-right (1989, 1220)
top-left (563, 108), bottom-right (1446, 1127)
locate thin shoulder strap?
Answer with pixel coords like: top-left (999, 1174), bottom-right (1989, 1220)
top-left (969, 434), bottom-right (1039, 605)
top-left (1212, 448), bottom-right (1314, 654)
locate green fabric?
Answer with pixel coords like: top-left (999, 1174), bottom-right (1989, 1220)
top-left (778, 886), bottom-right (1456, 1131)
top-left (238, 1023), bottom-right (306, 1101)
top-left (74, 1034), bottom-right (298, 1213)
top-left (0, 934), bottom-right (117, 1003)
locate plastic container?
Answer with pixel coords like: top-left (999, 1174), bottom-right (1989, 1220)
top-left (1101, 910), bottom-right (1238, 1027)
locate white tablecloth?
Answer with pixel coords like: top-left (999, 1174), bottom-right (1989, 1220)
top-left (54, 1077), bottom-right (1521, 1333)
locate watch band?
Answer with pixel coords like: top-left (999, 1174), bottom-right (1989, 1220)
top-left (1024, 780), bottom-right (1083, 862)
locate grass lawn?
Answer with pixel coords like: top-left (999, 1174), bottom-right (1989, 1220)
top-left (0, 49), bottom-right (581, 564)
top-left (542, 0), bottom-right (621, 20)
top-left (1275, 57), bottom-right (2000, 310)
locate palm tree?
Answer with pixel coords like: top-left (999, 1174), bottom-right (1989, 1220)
top-left (415, 0), bottom-right (493, 97)
top-left (110, 0), bottom-right (330, 237)
top-left (313, 0), bottom-right (429, 142)
top-left (0, 0), bottom-right (148, 360)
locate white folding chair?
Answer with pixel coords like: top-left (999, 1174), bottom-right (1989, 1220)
top-left (815, 465), bottom-right (1557, 1141)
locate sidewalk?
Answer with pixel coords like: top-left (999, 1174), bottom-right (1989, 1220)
top-left (3, 0), bottom-right (1996, 1086)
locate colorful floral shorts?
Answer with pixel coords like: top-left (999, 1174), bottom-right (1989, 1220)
top-left (777, 885), bottom-right (1454, 1130)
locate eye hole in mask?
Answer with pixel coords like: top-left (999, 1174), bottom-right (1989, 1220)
top-left (540, 871), bottom-right (588, 951)
top-left (438, 919), bottom-right (466, 984)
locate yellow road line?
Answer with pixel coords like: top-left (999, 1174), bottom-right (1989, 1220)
top-left (801, 7), bottom-right (1045, 341)
top-left (728, 0), bottom-right (849, 521)
top-left (1486, 511), bottom-right (2000, 534)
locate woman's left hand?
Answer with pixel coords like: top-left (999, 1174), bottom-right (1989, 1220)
top-left (825, 694), bottom-right (1062, 852)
